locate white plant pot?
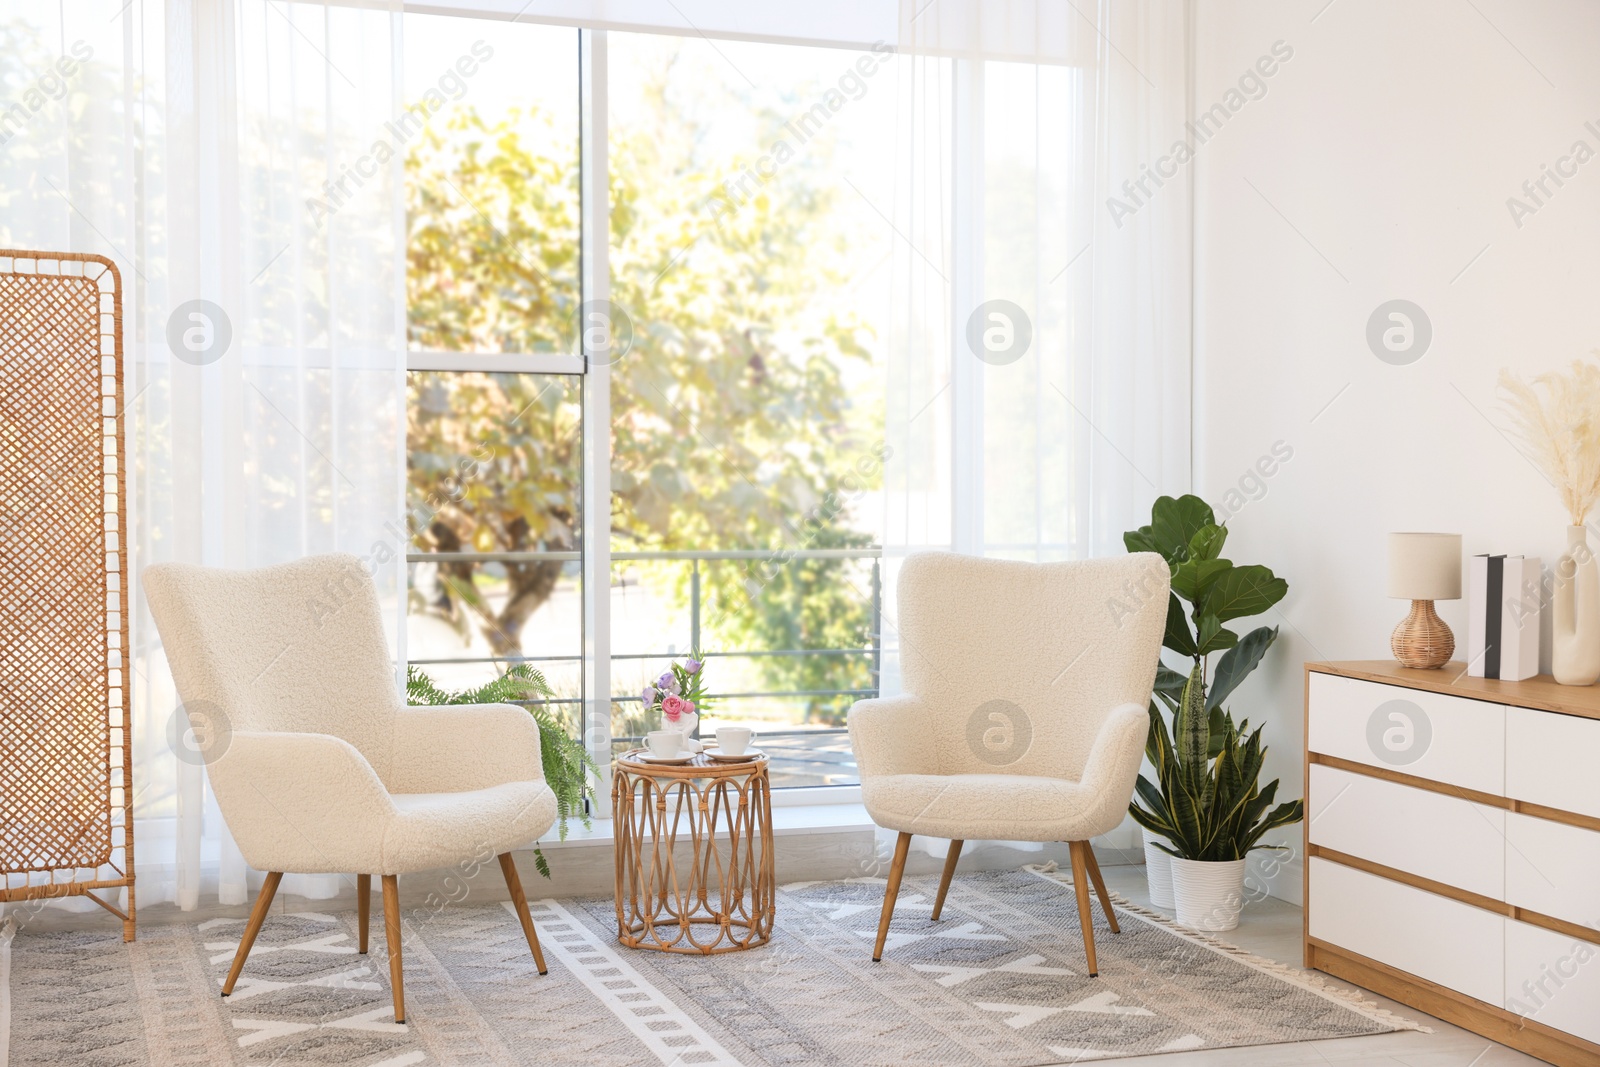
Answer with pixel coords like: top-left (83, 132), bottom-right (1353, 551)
top-left (1141, 830), bottom-right (1175, 910)
top-left (1170, 857), bottom-right (1248, 932)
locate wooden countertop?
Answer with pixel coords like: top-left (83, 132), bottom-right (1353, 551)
top-left (1307, 660), bottom-right (1600, 721)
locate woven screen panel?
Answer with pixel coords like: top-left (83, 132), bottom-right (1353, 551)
top-left (0, 251), bottom-right (131, 897)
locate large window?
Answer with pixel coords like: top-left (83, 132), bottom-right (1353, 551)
top-left (403, 16), bottom-right (894, 793)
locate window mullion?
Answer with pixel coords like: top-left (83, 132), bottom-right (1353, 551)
top-left (579, 26), bottom-right (614, 817)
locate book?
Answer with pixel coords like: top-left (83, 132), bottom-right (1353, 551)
top-left (1498, 555), bottom-right (1541, 681)
top-left (1485, 554), bottom-right (1504, 678)
top-left (1467, 553), bottom-right (1541, 680)
top-left (1466, 553), bottom-right (1497, 678)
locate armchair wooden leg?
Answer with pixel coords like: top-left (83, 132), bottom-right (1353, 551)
top-left (931, 840), bottom-right (963, 921)
top-left (872, 832), bottom-right (912, 962)
top-left (1068, 841), bottom-right (1100, 978)
top-left (1082, 844), bottom-right (1119, 934)
top-left (381, 875), bottom-right (406, 1023)
top-left (498, 853), bottom-right (548, 976)
top-left (221, 871), bottom-right (282, 996)
top-left (357, 874), bottom-right (371, 954)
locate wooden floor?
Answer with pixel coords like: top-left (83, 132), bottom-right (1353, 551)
top-left (1097, 864), bottom-right (1543, 1067)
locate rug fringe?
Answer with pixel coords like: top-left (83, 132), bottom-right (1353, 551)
top-left (1021, 864), bottom-right (1433, 1035)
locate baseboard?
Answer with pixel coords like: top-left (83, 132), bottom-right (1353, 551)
top-left (1248, 848), bottom-right (1304, 907)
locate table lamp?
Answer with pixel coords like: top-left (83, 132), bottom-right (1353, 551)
top-left (1388, 532), bottom-right (1462, 669)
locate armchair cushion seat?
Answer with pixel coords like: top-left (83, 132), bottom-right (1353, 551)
top-left (861, 772), bottom-right (1127, 843)
top-left (386, 783), bottom-right (557, 875)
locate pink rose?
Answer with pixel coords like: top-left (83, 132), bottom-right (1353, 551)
top-left (661, 694), bottom-right (689, 722)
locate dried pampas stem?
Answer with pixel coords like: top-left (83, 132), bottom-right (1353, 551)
top-left (1499, 357), bottom-right (1600, 525)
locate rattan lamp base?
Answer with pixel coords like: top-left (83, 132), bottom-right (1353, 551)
top-left (1392, 599), bottom-right (1453, 669)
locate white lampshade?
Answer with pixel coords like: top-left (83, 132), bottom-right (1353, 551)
top-left (1388, 532), bottom-right (1462, 601)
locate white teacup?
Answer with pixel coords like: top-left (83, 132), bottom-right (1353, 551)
top-left (646, 730), bottom-right (683, 758)
top-left (716, 726), bottom-right (755, 757)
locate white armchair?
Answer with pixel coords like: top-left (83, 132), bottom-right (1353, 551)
top-left (143, 553), bottom-right (558, 1023)
top-left (850, 551), bottom-right (1169, 976)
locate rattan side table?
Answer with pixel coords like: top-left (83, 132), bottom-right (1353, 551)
top-left (612, 750), bottom-right (774, 953)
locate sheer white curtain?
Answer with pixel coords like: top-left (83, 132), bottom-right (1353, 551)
top-left (881, 0), bottom-right (1192, 692)
top-left (0, 0), bottom-right (405, 910)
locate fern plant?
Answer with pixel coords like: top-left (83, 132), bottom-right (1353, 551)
top-left (405, 664), bottom-right (599, 878)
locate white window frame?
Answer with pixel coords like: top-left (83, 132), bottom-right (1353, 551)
top-left (577, 26), bottom-right (613, 814)
top-left (405, 351), bottom-right (583, 374)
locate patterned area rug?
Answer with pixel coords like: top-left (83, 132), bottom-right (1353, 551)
top-left (9, 866), bottom-right (1421, 1066)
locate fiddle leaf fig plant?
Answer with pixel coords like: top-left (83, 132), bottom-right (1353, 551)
top-left (1125, 494), bottom-right (1287, 717)
top-left (1126, 494), bottom-right (1288, 679)
top-left (1124, 494), bottom-right (1301, 859)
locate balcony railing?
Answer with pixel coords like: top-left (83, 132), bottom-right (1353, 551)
top-left (405, 547), bottom-right (882, 788)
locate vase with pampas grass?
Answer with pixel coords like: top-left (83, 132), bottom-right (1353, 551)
top-left (1500, 359), bottom-right (1600, 685)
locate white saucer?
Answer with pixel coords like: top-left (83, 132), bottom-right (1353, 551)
top-left (632, 750), bottom-right (694, 764)
top-left (705, 748), bottom-right (763, 763)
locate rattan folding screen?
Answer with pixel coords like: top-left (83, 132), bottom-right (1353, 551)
top-left (0, 250), bottom-right (134, 940)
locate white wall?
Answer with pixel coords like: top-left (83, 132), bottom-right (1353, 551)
top-left (1193, 0), bottom-right (1600, 903)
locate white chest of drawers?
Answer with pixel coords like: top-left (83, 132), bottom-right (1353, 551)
top-left (1306, 662), bottom-right (1600, 1067)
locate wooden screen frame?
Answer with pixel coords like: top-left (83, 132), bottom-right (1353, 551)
top-left (0, 249), bottom-right (134, 940)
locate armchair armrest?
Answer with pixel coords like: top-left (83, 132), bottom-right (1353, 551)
top-left (388, 702), bottom-right (542, 794)
top-left (1072, 702), bottom-right (1151, 834)
top-left (848, 695), bottom-right (938, 778)
top-left (208, 731), bottom-right (396, 875)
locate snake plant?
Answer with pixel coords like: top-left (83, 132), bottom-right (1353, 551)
top-left (1129, 662), bottom-right (1303, 861)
